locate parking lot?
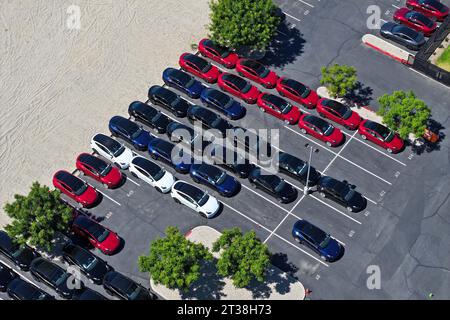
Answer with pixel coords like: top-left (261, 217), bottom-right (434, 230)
top-left (2, 0), bottom-right (450, 300)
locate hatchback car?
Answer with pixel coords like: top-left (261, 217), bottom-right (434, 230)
top-left (248, 167), bottom-right (298, 204)
top-left (187, 105), bottom-right (234, 138)
top-left (277, 151), bottom-right (321, 186)
top-left (298, 114), bottom-right (344, 147)
top-left (103, 271), bottom-right (157, 300)
top-left (148, 85), bottom-right (190, 117)
top-left (0, 261), bottom-right (17, 292)
top-left (198, 38), bottom-right (239, 68)
top-left (380, 22), bottom-right (426, 50)
top-left (7, 278), bottom-right (55, 300)
top-left (200, 88), bottom-right (245, 120)
top-left (358, 119), bottom-right (405, 153)
top-left (72, 287), bottom-right (108, 300)
top-left (171, 180), bottom-right (220, 218)
top-left (53, 170), bottom-right (99, 208)
top-left (76, 153), bottom-right (123, 189)
top-left (179, 52), bottom-right (221, 83)
top-left (276, 77), bottom-right (319, 108)
top-left (148, 138), bottom-right (193, 173)
top-left (128, 101), bottom-right (172, 134)
top-left (292, 220), bottom-right (343, 262)
top-left (166, 122), bottom-right (211, 153)
top-left (316, 98), bottom-right (362, 130)
top-left (257, 93), bottom-right (301, 124)
top-left (162, 67), bottom-right (205, 99)
top-left (190, 163), bottom-right (240, 197)
top-left (236, 59), bottom-right (279, 89)
top-left (394, 7), bottom-right (438, 36)
top-left (218, 73), bottom-right (260, 104)
top-left (406, 0), bottom-right (449, 21)
top-left (129, 156), bottom-right (176, 193)
top-left (206, 145), bottom-right (255, 178)
top-left (91, 134), bottom-right (134, 169)
top-left (0, 231), bottom-right (40, 271)
top-left (317, 176), bottom-right (367, 212)
top-left (109, 116), bottom-right (154, 151)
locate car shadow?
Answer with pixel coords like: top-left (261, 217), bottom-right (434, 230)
top-left (344, 81), bottom-right (374, 107)
top-left (410, 119), bottom-right (445, 155)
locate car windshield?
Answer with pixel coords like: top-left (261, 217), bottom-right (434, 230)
top-left (274, 180), bottom-right (286, 193)
top-left (55, 272), bottom-right (69, 286)
top-left (385, 131), bottom-right (395, 142)
top-left (284, 79), bottom-right (310, 98)
top-left (328, 100), bottom-right (351, 119)
top-left (197, 192), bottom-right (209, 206)
top-left (113, 145), bottom-right (125, 157)
top-left (74, 182), bottom-right (88, 196)
top-left (319, 234), bottom-right (331, 249)
top-left (241, 83), bottom-right (252, 93)
top-left (152, 112), bottom-right (163, 122)
top-left (100, 164), bottom-right (112, 176)
top-left (323, 124), bottom-right (334, 136)
top-left (128, 284), bottom-right (146, 300)
top-left (153, 168), bottom-right (166, 181)
top-left (281, 102), bottom-right (292, 114)
top-left (11, 246), bottom-right (25, 258)
top-left (214, 92), bottom-right (233, 108)
top-left (227, 75), bottom-right (250, 93)
top-left (343, 188), bottom-right (356, 202)
top-left (96, 229), bottom-right (110, 243)
top-left (254, 64), bottom-right (269, 78)
top-left (131, 128), bottom-right (143, 140)
top-left (83, 256), bottom-right (99, 271)
top-left (409, 12), bottom-right (434, 28)
top-left (211, 116), bottom-right (223, 128)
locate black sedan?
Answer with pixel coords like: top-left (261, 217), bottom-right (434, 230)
top-left (380, 22), bottom-right (425, 50)
top-left (317, 176), bottom-right (367, 212)
top-left (103, 271), bottom-right (157, 300)
top-left (30, 257), bottom-right (84, 299)
top-left (200, 88), bottom-right (245, 120)
top-left (206, 145), bottom-right (255, 178)
top-left (166, 122), bottom-right (211, 153)
top-left (7, 278), bottom-right (55, 300)
top-left (128, 101), bottom-right (172, 134)
top-left (72, 287), bottom-right (108, 300)
top-left (277, 151), bottom-right (321, 186)
top-left (109, 115), bottom-right (154, 151)
top-left (0, 231), bottom-right (40, 271)
top-left (148, 85), bottom-right (190, 118)
top-left (162, 67), bottom-right (205, 99)
top-left (248, 167), bottom-right (298, 203)
top-left (187, 105), bottom-right (234, 137)
top-left (62, 243), bottom-right (111, 284)
top-left (0, 260), bottom-right (17, 292)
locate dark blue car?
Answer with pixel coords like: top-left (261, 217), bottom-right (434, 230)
top-left (162, 68), bottom-right (205, 99)
top-left (292, 220), bottom-right (343, 262)
top-left (200, 88), bottom-right (245, 120)
top-left (109, 116), bottom-right (154, 151)
top-left (190, 163), bottom-right (240, 197)
top-left (148, 138), bottom-right (192, 173)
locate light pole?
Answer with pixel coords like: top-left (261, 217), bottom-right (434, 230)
top-left (304, 143), bottom-right (319, 195)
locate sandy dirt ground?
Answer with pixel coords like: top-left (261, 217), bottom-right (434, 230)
top-left (0, 0), bottom-right (210, 227)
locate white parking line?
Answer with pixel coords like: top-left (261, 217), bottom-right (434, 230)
top-left (409, 67), bottom-right (450, 90)
top-left (322, 131), bottom-right (357, 174)
top-left (391, 4), bottom-right (400, 9)
top-left (126, 176), bottom-right (141, 187)
top-left (309, 194), bottom-right (362, 225)
top-left (365, 196), bottom-right (378, 205)
top-left (283, 11), bottom-right (302, 22)
top-left (96, 189), bottom-right (121, 206)
top-left (298, 0), bottom-right (314, 8)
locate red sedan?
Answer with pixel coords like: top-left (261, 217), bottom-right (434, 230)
top-left (76, 153), bottom-right (123, 189)
top-left (316, 98), bottom-right (362, 130)
top-left (218, 73), bottom-right (260, 104)
top-left (298, 114), bottom-right (344, 147)
top-left (406, 0), bottom-right (449, 21)
top-left (276, 77), bottom-right (319, 109)
top-left (53, 170), bottom-right (99, 208)
top-left (236, 59), bottom-right (279, 89)
top-left (257, 93), bottom-right (301, 124)
top-left (358, 120), bottom-right (405, 153)
top-left (179, 53), bottom-right (221, 83)
top-left (394, 7), bottom-right (438, 36)
top-left (198, 38), bottom-right (239, 69)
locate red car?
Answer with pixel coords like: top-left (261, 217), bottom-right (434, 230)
top-left (394, 7), bottom-right (438, 36)
top-left (236, 59), bottom-right (279, 89)
top-left (53, 170), bottom-right (99, 208)
top-left (406, 0), bottom-right (449, 21)
top-left (198, 38), bottom-right (239, 69)
top-left (298, 114), bottom-right (344, 147)
top-left (276, 77), bottom-right (319, 109)
top-left (76, 153), bottom-right (123, 189)
top-left (316, 98), bottom-right (362, 130)
top-left (71, 213), bottom-right (120, 255)
top-left (257, 93), bottom-right (301, 124)
top-left (358, 120), bottom-right (405, 153)
top-left (179, 53), bottom-right (221, 83)
top-left (218, 73), bottom-right (260, 104)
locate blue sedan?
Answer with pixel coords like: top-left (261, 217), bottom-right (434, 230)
top-left (109, 116), bottom-right (154, 151)
top-left (162, 68), bottom-right (205, 99)
top-left (292, 220), bottom-right (343, 262)
top-left (190, 163), bottom-right (240, 197)
top-left (200, 88), bottom-right (246, 120)
top-left (148, 138), bottom-right (192, 173)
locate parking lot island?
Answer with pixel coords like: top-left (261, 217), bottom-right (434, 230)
top-left (362, 34), bottom-right (413, 65)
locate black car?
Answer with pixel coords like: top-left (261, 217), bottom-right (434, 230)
top-left (200, 88), bottom-right (245, 120)
top-left (30, 257), bottom-right (84, 299)
top-left (380, 22), bottom-right (426, 50)
top-left (109, 116), bottom-right (154, 151)
top-left (128, 101), bottom-right (172, 134)
top-left (206, 145), bottom-right (254, 178)
top-left (230, 127), bottom-right (274, 166)
top-left (166, 122), bottom-right (211, 153)
top-left (7, 278), bottom-right (55, 300)
top-left (187, 105), bottom-right (234, 137)
top-left (248, 167), bottom-right (298, 203)
top-left (0, 231), bottom-right (41, 271)
top-left (277, 152), bottom-right (321, 186)
top-left (103, 271), bottom-right (157, 300)
top-left (72, 287), bottom-right (108, 300)
top-left (148, 85), bottom-right (190, 117)
top-left (317, 176), bottom-right (367, 212)
top-left (62, 243), bottom-right (111, 284)
top-left (0, 261), bottom-right (17, 292)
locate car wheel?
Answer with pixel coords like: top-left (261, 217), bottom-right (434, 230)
top-left (325, 141), bottom-right (332, 147)
top-left (284, 119), bottom-right (291, 125)
top-left (300, 128), bottom-right (307, 134)
top-left (199, 212), bottom-right (208, 218)
top-left (347, 206), bottom-right (353, 212)
top-left (150, 153), bottom-right (157, 160)
top-left (387, 148), bottom-right (393, 153)
top-left (320, 255), bottom-right (327, 261)
top-left (294, 237), bottom-right (302, 244)
top-left (238, 71), bottom-right (244, 76)
top-left (173, 198), bottom-right (181, 204)
top-left (259, 107), bottom-right (265, 112)
top-left (192, 177), bottom-right (200, 183)
top-left (318, 113), bottom-right (326, 118)
top-left (92, 149), bottom-right (98, 155)
top-left (320, 192), bottom-right (326, 198)
top-left (360, 134), bottom-right (367, 140)
top-left (155, 187), bottom-right (163, 193)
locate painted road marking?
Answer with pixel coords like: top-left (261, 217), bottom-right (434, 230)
top-left (283, 11), bottom-right (302, 22)
top-left (309, 194), bottom-right (362, 225)
top-left (96, 190), bottom-right (121, 206)
top-left (298, 0), bottom-right (314, 8)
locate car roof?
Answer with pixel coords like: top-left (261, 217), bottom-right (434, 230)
top-left (204, 88), bottom-right (229, 101)
top-left (8, 278), bottom-right (43, 299)
top-left (364, 120), bottom-right (389, 134)
top-left (151, 138), bottom-right (174, 153)
top-left (279, 152), bottom-right (305, 167)
top-left (183, 53), bottom-right (209, 69)
top-left (64, 244), bottom-right (92, 262)
top-left (281, 78), bottom-right (307, 92)
top-left (303, 114), bottom-right (329, 128)
top-left (132, 157), bottom-right (161, 176)
top-left (174, 181), bottom-right (203, 197)
top-left (55, 171), bottom-right (84, 188)
top-left (262, 93), bottom-right (288, 107)
top-left (203, 39), bottom-right (227, 52)
top-left (0, 230), bottom-right (14, 251)
top-left (240, 59), bottom-right (263, 69)
top-left (165, 68), bottom-right (192, 82)
top-left (107, 272), bottom-right (135, 292)
top-left (73, 215), bottom-right (104, 235)
top-left (129, 101), bottom-right (157, 115)
top-left (110, 116), bottom-right (139, 132)
top-left (78, 154), bottom-right (107, 171)
top-left (194, 163), bottom-right (222, 177)
top-left (33, 258), bottom-right (63, 278)
top-left (149, 85), bottom-right (177, 99)
top-left (93, 134), bottom-right (122, 150)
top-left (222, 73), bottom-right (247, 88)
top-left (168, 122), bottom-right (195, 135)
top-left (320, 176), bottom-right (346, 192)
top-left (295, 220), bottom-right (327, 242)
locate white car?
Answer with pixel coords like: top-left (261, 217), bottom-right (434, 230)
top-left (170, 180), bottom-right (220, 218)
top-left (129, 156), bottom-right (175, 193)
top-left (90, 134), bottom-right (134, 169)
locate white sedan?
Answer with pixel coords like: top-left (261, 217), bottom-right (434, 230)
top-left (129, 156), bottom-right (175, 193)
top-left (90, 134), bottom-right (134, 169)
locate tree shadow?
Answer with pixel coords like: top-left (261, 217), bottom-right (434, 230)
top-left (410, 119), bottom-right (446, 155)
top-left (344, 81), bottom-right (374, 107)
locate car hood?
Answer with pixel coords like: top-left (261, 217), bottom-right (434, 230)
top-left (389, 134), bottom-right (405, 151)
top-left (278, 183), bottom-right (297, 200)
top-left (157, 171), bottom-right (176, 189)
top-left (201, 196), bottom-right (220, 216)
top-left (264, 71), bottom-right (279, 86)
top-left (104, 167), bottom-right (122, 186)
top-left (305, 89), bottom-right (319, 106)
top-left (189, 81), bottom-right (205, 95)
top-left (116, 147), bottom-right (133, 166)
top-left (99, 232), bottom-right (120, 253)
top-left (226, 101), bottom-right (245, 119)
top-left (217, 175), bottom-right (239, 194)
top-left (133, 131), bottom-right (154, 148)
top-left (327, 128), bottom-right (344, 143)
top-left (88, 262), bottom-right (110, 282)
top-left (345, 111), bottom-right (362, 128)
top-left (285, 105), bottom-right (301, 123)
top-left (246, 85), bottom-right (260, 99)
top-left (80, 186), bottom-right (98, 205)
top-left (153, 115), bottom-right (171, 130)
top-left (321, 238), bottom-right (342, 260)
top-left (347, 191), bottom-right (366, 211)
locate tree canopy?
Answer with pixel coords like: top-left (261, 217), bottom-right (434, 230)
top-left (320, 64), bottom-right (358, 98)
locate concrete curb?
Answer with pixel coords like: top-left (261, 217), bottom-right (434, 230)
top-left (362, 34), bottom-right (413, 65)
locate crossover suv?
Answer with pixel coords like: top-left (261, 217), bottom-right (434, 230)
top-left (248, 167), bottom-right (298, 204)
top-left (179, 52), bottom-right (221, 83)
top-left (0, 231), bottom-right (40, 271)
top-left (317, 176), bottom-right (367, 212)
top-left (277, 151), bottom-right (321, 186)
top-left (76, 153), bottom-right (123, 189)
top-left (236, 58), bottom-right (279, 89)
top-left (171, 180), bottom-right (220, 218)
top-left (7, 278), bottom-right (55, 300)
top-left (190, 163), bottom-right (240, 197)
top-left (198, 38), bottom-right (239, 68)
top-left (316, 99), bottom-right (362, 130)
top-left (380, 22), bottom-right (426, 51)
top-left (103, 271), bottom-right (157, 300)
top-left (298, 114), bottom-right (344, 147)
top-left (128, 101), bottom-right (172, 134)
top-left (109, 116), bottom-right (154, 151)
top-left (358, 119), bottom-right (405, 153)
top-left (53, 170), bottom-right (99, 208)
top-left (90, 133), bottom-right (134, 169)
top-left (276, 77), bottom-right (319, 108)
top-left (129, 156), bottom-right (176, 193)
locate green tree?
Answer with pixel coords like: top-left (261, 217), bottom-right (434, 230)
top-left (208, 0), bottom-right (281, 50)
top-left (377, 90), bottom-right (431, 139)
top-left (4, 181), bottom-right (72, 251)
top-left (138, 226), bottom-right (213, 291)
top-left (320, 64), bottom-right (358, 98)
top-left (212, 228), bottom-right (270, 288)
